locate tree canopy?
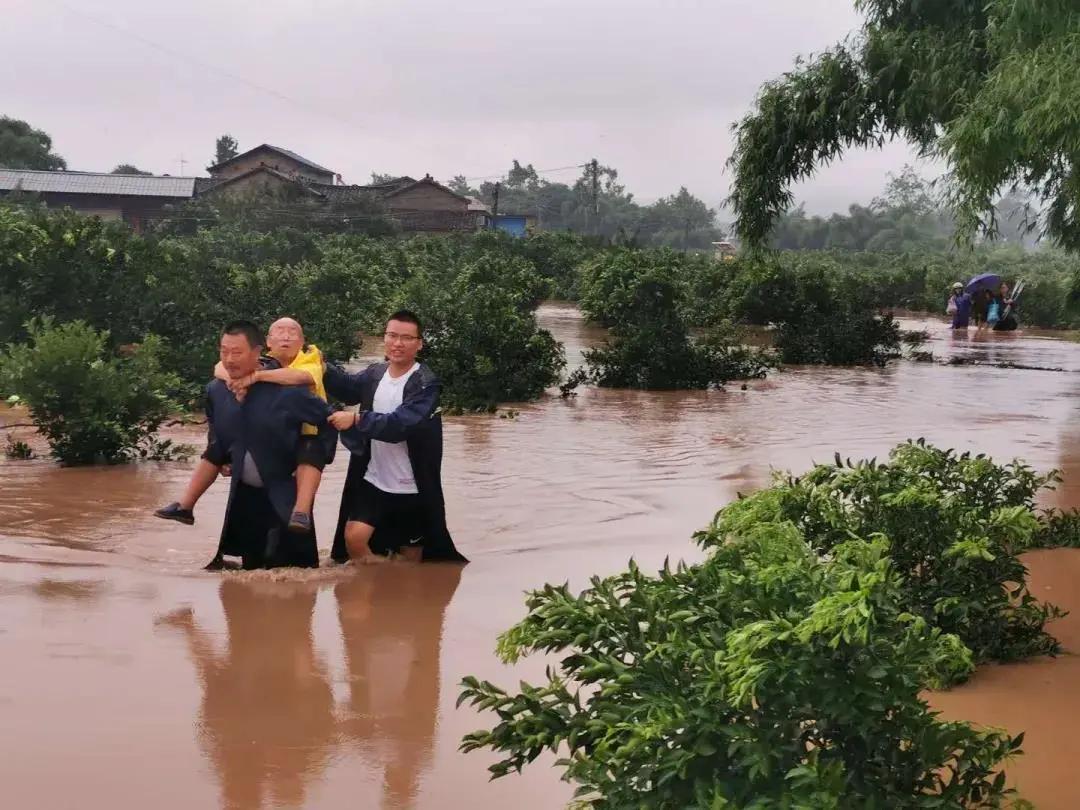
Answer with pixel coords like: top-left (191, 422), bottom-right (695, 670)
top-left (451, 160), bottom-right (723, 248)
top-left (210, 134), bottom-right (239, 169)
top-left (729, 0), bottom-right (1080, 251)
top-left (111, 164), bottom-right (151, 176)
top-left (771, 166), bottom-right (954, 252)
top-left (0, 116), bottom-right (66, 170)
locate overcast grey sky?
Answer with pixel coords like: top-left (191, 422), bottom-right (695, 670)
top-left (4, 0), bottom-right (925, 214)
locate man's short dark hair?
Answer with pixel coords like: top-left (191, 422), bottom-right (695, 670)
top-left (222, 320), bottom-right (264, 349)
top-left (387, 309), bottom-right (422, 338)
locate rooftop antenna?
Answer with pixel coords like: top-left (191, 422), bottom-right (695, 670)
top-left (179, 155), bottom-right (187, 175)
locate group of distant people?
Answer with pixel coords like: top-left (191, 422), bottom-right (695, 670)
top-left (153, 312), bottom-right (467, 570)
top-left (948, 281), bottom-right (1020, 332)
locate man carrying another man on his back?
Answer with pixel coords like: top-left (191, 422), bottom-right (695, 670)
top-left (162, 320), bottom-right (332, 569)
top-left (155, 317), bottom-right (331, 534)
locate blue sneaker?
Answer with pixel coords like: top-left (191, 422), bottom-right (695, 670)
top-left (155, 502), bottom-right (194, 525)
top-left (287, 511), bottom-right (312, 534)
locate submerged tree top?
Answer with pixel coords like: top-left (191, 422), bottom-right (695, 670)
top-left (729, 0), bottom-right (1080, 250)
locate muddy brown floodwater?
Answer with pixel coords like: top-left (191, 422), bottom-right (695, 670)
top-left (4, 304), bottom-right (1080, 809)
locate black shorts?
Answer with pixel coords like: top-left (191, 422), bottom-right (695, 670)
top-left (347, 478), bottom-right (423, 534)
top-left (296, 435), bottom-right (327, 471)
top-left (202, 437), bottom-right (326, 471)
top-left (201, 443), bottom-right (230, 466)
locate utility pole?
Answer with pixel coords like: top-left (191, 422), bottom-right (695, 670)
top-left (179, 154), bottom-right (187, 175)
top-left (590, 158), bottom-right (599, 215)
top-left (492, 182), bottom-right (500, 217)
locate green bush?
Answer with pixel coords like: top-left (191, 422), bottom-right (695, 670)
top-left (460, 523), bottom-right (1020, 807)
top-left (0, 319), bottom-right (182, 464)
top-left (578, 247), bottom-right (693, 327)
top-left (573, 276), bottom-right (774, 390)
top-left (726, 256), bottom-right (902, 366)
top-left (517, 231), bottom-right (604, 300)
top-left (397, 252), bottom-right (565, 411)
top-left (1033, 507), bottom-right (1080, 549)
top-left (716, 441), bottom-right (1063, 672)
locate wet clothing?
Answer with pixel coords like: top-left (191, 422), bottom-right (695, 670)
top-left (950, 292), bottom-right (973, 329)
top-left (347, 478), bottom-right (424, 541)
top-left (992, 295), bottom-right (1019, 331)
top-left (325, 361), bottom-right (467, 563)
top-left (226, 483), bottom-right (317, 569)
top-left (288, 344), bottom-right (327, 437)
top-left (365, 363), bottom-right (421, 494)
top-left (993, 313), bottom-right (1019, 332)
top-left (203, 378), bottom-right (332, 570)
top-left (295, 434), bottom-right (328, 471)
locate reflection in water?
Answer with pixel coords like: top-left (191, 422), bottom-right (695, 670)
top-left (0, 462), bottom-right (169, 551)
top-left (161, 579), bottom-right (335, 810)
top-left (335, 565), bottom-right (462, 810)
top-left (156, 568), bottom-right (461, 810)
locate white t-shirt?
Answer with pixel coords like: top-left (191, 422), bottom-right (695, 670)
top-left (364, 363), bottom-right (420, 494)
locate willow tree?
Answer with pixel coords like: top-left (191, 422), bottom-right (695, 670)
top-left (729, 0), bottom-right (1080, 250)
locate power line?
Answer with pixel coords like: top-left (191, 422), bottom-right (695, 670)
top-left (41, 0), bottom-right (591, 185)
top-left (463, 164), bottom-right (587, 182)
top-left (44, 0), bottom-right (371, 133)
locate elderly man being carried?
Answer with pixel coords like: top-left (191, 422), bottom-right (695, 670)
top-left (154, 317), bottom-right (331, 534)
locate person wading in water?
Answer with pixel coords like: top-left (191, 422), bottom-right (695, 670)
top-left (194, 321), bottom-right (332, 570)
top-left (325, 310), bottom-right (467, 564)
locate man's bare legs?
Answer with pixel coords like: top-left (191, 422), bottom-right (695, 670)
top-left (344, 520), bottom-right (376, 562)
top-left (178, 459), bottom-right (221, 511)
top-left (294, 464), bottom-right (321, 516)
top-left (155, 458), bottom-right (223, 524)
top-left (343, 520), bottom-right (422, 563)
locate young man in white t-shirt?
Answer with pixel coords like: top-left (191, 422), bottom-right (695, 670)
top-left (328, 312), bottom-right (449, 562)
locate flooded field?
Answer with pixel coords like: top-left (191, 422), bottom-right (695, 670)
top-left (3, 304), bottom-right (1080, 808)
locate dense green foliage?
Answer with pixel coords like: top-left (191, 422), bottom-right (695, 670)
top-left (738, 248), bottom-right (1080, 330)
top-left (0, 115), bottom-right (66, 170)
top-left (573, 250), bottom-right (775, 389)
top-left (729, 0), bottom-right (1080, 251)
top-left (579, 248), bottom-right (902, 370)
top-left (718, 442), bottom-right (1063, 671)
top-left (725, 256), bottom-right (903, 365)
top-left (771, 167), bottom-right (954, 252)
top-left (393, 241), bottom-right (566, 410)
top-left (460, 447), bottom-right (1036, 806)
top-left (0, 320), bottom-right (182, 464)
top-left (0, 203), bottom-right (564, 411)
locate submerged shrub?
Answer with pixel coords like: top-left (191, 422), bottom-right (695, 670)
top-left (727, 256), bottom-right (902, 366)
top-left (398, 253), bottom-right (565, 411)
top-left (715, 441), bottom-right (1063, 671)
top-left (461, 523), bottom-right (1021, 807)
top-left (0, 319), bottom-right (181, 464)
top-left (1033, 507), bottom-right (1080, 549)
top-left (575, 277), bottom-right (774, 390)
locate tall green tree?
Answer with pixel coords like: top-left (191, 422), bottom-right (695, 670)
top-left (729, 0), bottom-right (1080, 251)
top-left (0, 116), bottom-right (66, 170)
top-left (446, 175), bottom-right (478, 197)
top-left (645, 187), bottom-right (718, 249)
top-left (111, 164), bottom-right (151, 176)
top-left (210, 134), bottom-right (239, 168)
